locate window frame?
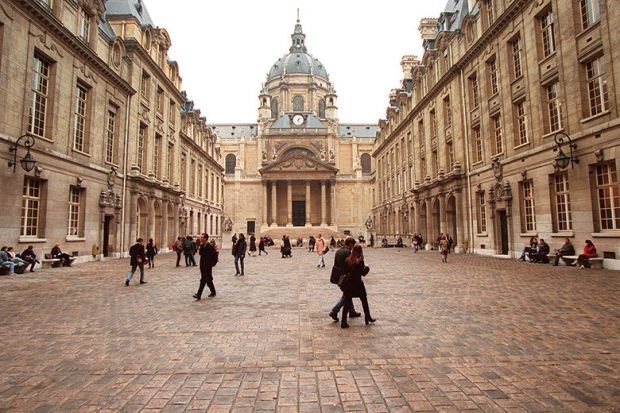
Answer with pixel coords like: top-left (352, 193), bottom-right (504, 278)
top-left (585, 56), bottom-right (609, 117)
top-left (28, 54), bottom-right (51, 138)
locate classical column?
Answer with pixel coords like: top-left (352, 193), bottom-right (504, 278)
top-left (396, 207), bottom-right (401, 235)
top-left (426, 199), bottom-right (433, 247)
top-left (330, 181), bottom-right (336, 225)
top-left (439, 192), bottom-right (447, 235)
top-left (262, 181), bottom-right (268, 226)
top-left (305, 181), bottom-right (311, 226)
top-left (271, 181), bottom-right (278, 227)
top-left (455, 190), bottom-right (464, 251)
top-left (320, 180), bottom-right (327, 226)
top-left (286, 180), bottom-right (292, 227)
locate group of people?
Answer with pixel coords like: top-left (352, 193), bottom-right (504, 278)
top-left (520, 237), bottom-right (598, 268)
top-left (1, 244), bottom-right (73, 275)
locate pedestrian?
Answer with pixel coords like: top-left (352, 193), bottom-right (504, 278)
top-left (174, 237), bottom-right (183, 267)
top-left (232, 233), bottom-right (238, 245)
top-left (340, 245), bottom-right (376, 328)
top-left (576, 240), bottom-right (597, 269)
top-left (183, 235), bottom-right (196, 266)
top-left (315, 233), bottom-right (327, 268)
top-left (330, 236), bottom-right (336, 248)
top-left (439, 234), bottom-right (449, 263)
top-left (146, 238), bottom-right (158, 268)
top-left (193, 233), bottom-right (218, 300)
top-left (308, 235), bottom-right (316, 252)
top-left (328, 237), bottom-right (360, 322)
top-left (553, 238), bottom-right (575, 266)
top-left (249, 234), bottom-right (257, 257)
top-left (20, 245), bottom-right (39, 272)
top-left (125, 238), bottom-right (146, 286)
top-left (258, 236), bottom-right (268, 255)
top-left (281, 235), bottom-right (292, 258)
top-left (234, 233), bottom-right (247, 276)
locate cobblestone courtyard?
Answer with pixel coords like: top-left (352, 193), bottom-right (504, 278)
top-left (1, 248), bottom-right (619, 412)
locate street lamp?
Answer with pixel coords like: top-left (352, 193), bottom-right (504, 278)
top-left (553, 132), bottom-right (578, 170)
top-left (8, 134), bottom-right (37, 173)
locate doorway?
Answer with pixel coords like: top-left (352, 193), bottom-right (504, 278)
top-left (247, 220), bottom-right (256, 235)
top-left (292, 201), bottom-right (306, 226)
top-left (103, 215), bottom-right (112, 257)
top-left (498, 210), bottom-right (509, 255)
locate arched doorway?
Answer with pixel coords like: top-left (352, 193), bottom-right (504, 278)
top-left (153, 200), bottom-right (162, 247)
top-left (136, 197), bottom-right (148, 241)
top-left (418, 202), bottom-right (428, 242)
top-left (167, 203), bottom-right (175, 245)
top-left (446, 195), bottom-right (457, 246)
top-left (432, 198), bottom-right (440, 243)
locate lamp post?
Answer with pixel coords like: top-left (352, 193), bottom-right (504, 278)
top-left (8, 134), bottom-right (37, 173)
top-left (553, 132), bottom-right (578, 170)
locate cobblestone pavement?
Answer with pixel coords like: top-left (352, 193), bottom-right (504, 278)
top-left (1, 247), bottom-right (619, 412)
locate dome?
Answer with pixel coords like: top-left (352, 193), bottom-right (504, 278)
top-left (267, 53), bottom-right (329, 81)
top-left (266, 18), bottom-right (329, 82)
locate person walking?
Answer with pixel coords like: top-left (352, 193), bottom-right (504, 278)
top-left (308, 235), bottom-right (316, 252)
top-left (439, 234), bottom-right (449, 263)
top-left (146, 238), bottom-right (158, 268)
top-left (249, 234), bottom-right (257, 257)
top-left (234, 233), bottom-right (247, 276)
top-left (125, 238), bottom-right (146, 286)
top-left (183, 236), bottom-right (196, 267)
top-left (328, 237), bottom-right (360, 322)
top-left (258, 236), bottom-right (268, 255)
top-left (315, 234), bottom-right (327, 268)
top-left (553, 238), bottom-right (576, 266)
top-left (340, 245), bottom-right (376, 328)
top-left (193, 233), bottom-right (218, 300)
top-left (174, 237), bottom-right (183, 267)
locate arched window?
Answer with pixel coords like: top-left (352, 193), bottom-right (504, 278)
top-left (293, 95), bottom-right (304, 112)
top-left (361, 153), bottom-right (372, 175)
top-left (271, 98), bottom-right (278, 118)
top-left (318, 99), bottom-right (326, 118)
top-left (225, 154), bottom-right (236, 174)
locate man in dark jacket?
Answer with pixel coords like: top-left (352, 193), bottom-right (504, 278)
top-left (530, 239), bottom-right (551, 263)
top-left (183, 236), bottom-right (196, 267)
top-left (125, 238), bottom-right (146, 286)
top-left (193, 233), bottom-right (218, 300)
top-left (328, 237), bottom-right (360, 321)
top-left (21, 245), bottom-right (38, 272)
top-left (553, 238), bottom-right (575, 266)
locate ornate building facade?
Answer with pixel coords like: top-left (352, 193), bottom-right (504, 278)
top-left (0, 0), bottom-right (223, 261)
top-left (373, 0), bottom-right (620, 268)
top-left (213, 19), bottom-right (377, 242)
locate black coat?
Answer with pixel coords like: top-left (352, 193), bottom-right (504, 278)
top-left (199, 243), bottom-right (218, 276)
top-left (342, 260), bottom-right (370, 297)
top-left (330, 246), bottom-right (350, 284)
top-left (249, 235), bottom-right (257, 251)
top-left (235, 239), bottom-right (247, 258)
top-left (129, 243), bottom-right (146, 266)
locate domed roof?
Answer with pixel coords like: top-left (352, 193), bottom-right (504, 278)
top-left (266, 18), bottom-right (329, 82)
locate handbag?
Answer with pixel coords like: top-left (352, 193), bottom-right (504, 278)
top-left (337, 272), bottom-right (350, 291)
top-left (323, 246), bottom-right (329, 253)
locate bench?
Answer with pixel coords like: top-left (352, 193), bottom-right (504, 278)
top-left (561, 255), bottom-right (604, 269)
top-left (41, 253), bottom-right (62, 269)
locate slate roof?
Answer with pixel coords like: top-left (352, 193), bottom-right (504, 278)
top-left (339, 124), bottom-right (379, 139)
top-left (104, 0), bottom-right (155, 27)
top-left (210, 124), bottom-right (258, 140)
top-left (271, 114), bottom-right (327, 129)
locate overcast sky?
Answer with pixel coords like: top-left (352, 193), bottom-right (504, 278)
top-left (144, 1), bottom-right (444, 124)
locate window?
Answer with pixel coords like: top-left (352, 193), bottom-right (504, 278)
top-left (36, 0), bottom-right (52, 7)
top-left (472, 127), bottom-right (483, 163)
top-left (522, 180), bottom-right (536, 232)
top-left (545, 82), bottom-right (562, 133)
top-left (180, 153), bottom-right (187, 190)
top-left (418, 120), bottom-right (425, 153)
top-left (78, 9), bottom-right (90, 42)
top-left (105, 107), bottom-right (116, 164)
top-left (554, 172), bottom-right (572, 231)
top-left (540, 10), bottom-right (556, 58)
top-left (585, 57), bottom-right (609, 116)
top-left (21, 177), bottom-right (41, 237)
top-left (487, 0), bottom-right (495, 25)
top-left (488, 58), bottom-right (499, 95)
top-left (318, 99), bottom-right (326, 118)
top-left (190, 159), bottom-right (196, 196)
top-left (443, 96), bottom-right (452, 129)
top-left (514, 101), bottom-right (528, 146)
top-left (67, 187), bottom-right (82, 236)
top-left (469, 74), bottom-right (480, 108)
top-left (293, 95), bottom-right (304, 112)
top-left (169, 99), bottom-right (176, 125)
top-left (271, 98), bottom-right (278, 118)
top-left (28, 54), bottom-right (50, 137)
top-left (153, 134), bottom-right (161, 180)
top-left (511, 37), bottom-right (523, 79)
top-left (198, 164), bottom-right (203, 198)
top-left (167, 144), bottom-right (173, 181)
top-left (432, 149), bottom-right (439, 177)
top-left (596, 162), bottom-right (620, 230)
top-left (156, 87), bottom-right (164, 115)
top-left (429, 110), bottom-right (437, 139)
top-left (225, 154), bottom-right (236, 174)
top-left (361, 153), bottom-right (371, 175)
top-left (137, 124), bottom-right (146, 174)
top-left (446, 141), bottom-right (454, 170)
top-left (72, 82), bottom-right (89, 152)
top-left (141, 71), bottom-right (150, 102)
top-left (477, 192), bottom-right (487, 233)
top-left (580, 0), bottom-right (600, 30)
top-left (492, 115), bottom-right (503, 155)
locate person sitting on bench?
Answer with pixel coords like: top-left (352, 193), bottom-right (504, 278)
top-left (529, 239), bottom-right (550, 263)
top-left (0, 246), bottom-right (15, 275)
top-left (51, 244), bottom-right (73, 267)
top-left (553, 238), bottom-right (575, 266)
top-left (20, 245), bottom-right (39, 272)
top-left (576, 240), bottom-right (597, 269)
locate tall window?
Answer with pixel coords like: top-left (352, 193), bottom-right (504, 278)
top-left (522, 180), bottom-right (536, 232)
top-left (28, 54), bottom-right (50, 137)
top-left (554, 172), bottom-right (572, 231)
top-left (198, 164), bottom-right (203, 198)
top-left (511, 37), bottom-right (523, 79)
top-left (446, 142), bottom-right (454, 170)
top-left (487, 0), bottom-right (495, 25)
top-left (156, 87), bottom-right (164, 115)
top-left (169, 99), bottom-right (176, 125)
top-left (271, 98), bottom-right (278, 118)
top-left (105, 107), bottom-right (116, 164)
top-left (361, 153), bottom-right (371, 175)
top-left (596, 162), bottom-right (620, 230)
top-left (540, 10), bottom-right (556, 58)
top-left (585, 57), bottom-right (609, 116)
top-left (546, 82), bottom-right (562, 133)
top-left (141, 71), bottom-right (150, 101)
top-left (580, 0), bottom-right (600, 30)
top-left (492, 115), bottom-right (503, 155)
top-left (488, 58), bottom-right (499, 95)
top-left (318, 99), bottom-right (326, 118)
top-left (443, 96), bottom-right (452, 129)
top-left (167, 144), bottom-right (173, 181)
top-left (72, 83), bottom-right (88, 152)
top-left (180, 153), bottom-right (187, 190)
top-left (515, 101), bottom-right (528, 146)
top-left (432, 149), bottom-right (439, 176)
top-left (137, 124), bottom-right (146, 173)
top-left (293, 95), bottom-right (304, 112)
top-left (469, 74), bottom-right (480, 108)
top-left (473, 127), bottom-right (483, 163)
top-left (21, 177), bottom-right (41, 237)
top-left (153, 134), bottom-right (161, 179)
top-left (225, 154), bottom-right (236, 174)
top-left (67, 187), bottom-right (81, 236)
top-left (190, 159), bottom-right (196, 196)
top-left (477, 192), bottom-right (487, 233)
top-left (418, 120), bottom-right (425, 152)
top-left (78, 9), bottom-right (90, 42)
top-left (429, 110), bottom-right (437, 139)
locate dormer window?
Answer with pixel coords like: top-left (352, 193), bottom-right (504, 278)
top-left (293, 96), bottom-right (304, 112)
top-left (79, 9), bottom-right (91, 42)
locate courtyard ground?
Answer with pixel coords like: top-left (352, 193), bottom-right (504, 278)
top-left (0, 247), bottom-right (618, 412)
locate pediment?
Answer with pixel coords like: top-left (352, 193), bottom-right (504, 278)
top-left (260, 153), bottom-right (338, 175)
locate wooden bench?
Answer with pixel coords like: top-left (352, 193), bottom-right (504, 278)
top-left (561, 255), bottom-right (604, 269)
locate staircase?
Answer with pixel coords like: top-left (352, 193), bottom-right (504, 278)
top-left (258, 226), bottom-right (341, 241)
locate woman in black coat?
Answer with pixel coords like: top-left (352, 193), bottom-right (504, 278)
top-left (340, 245), bottom-right (376, 328)
top-left (249, 234), bottom-right (257, 257)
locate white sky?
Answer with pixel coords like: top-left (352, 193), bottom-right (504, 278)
top-left (144, 1), bottom-right (445, 124)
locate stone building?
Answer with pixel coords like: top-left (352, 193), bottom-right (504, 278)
top-left (213, 18), bottom-right (377, 243)
top-left (373, 0), bottom-right (620, 268)
top-left (0, 0), bottom-right (222, 262)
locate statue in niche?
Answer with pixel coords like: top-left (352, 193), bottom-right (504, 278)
top-left (107, 166), bottom-right (117, 190)
top-left (365, 216), bottom-right (373, 230)
top-left (262, 150), bottom-right (267, 161)
top-left (320, 148), bottom-right (326, 161)
top-left (223, 217), bottom-right (233, 232)
top-left (329, 149), bottom-right (334, 160)
top-left (272, 147), bottom-right (277, 160)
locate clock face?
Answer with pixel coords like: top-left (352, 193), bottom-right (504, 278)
top-left (292, 114), bottom-right (304, 126)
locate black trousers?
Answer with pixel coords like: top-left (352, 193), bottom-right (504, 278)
top-left (23, 257), bottom-right (36, 271)
top-left (196, 269), bottom-right (215, 298)
top-left (176, 251), bottom-right (182, 266)
top-left (342, 293), bottom-right (371, 324)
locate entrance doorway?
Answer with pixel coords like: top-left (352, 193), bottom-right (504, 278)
top-left (292, 201), bottom-right (306, 226)
top-left (498, 210), bottom-right (509, 255)
top-left (103, 215), bottom-right (112, 257)
top-left (247, 220), bottom-right (256, 235)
